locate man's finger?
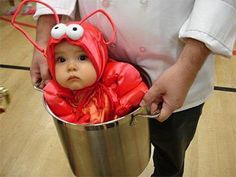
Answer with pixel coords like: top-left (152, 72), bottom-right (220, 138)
top-left (141, 83), bottom-right (163, 106)
top-left (150, 102), bottom-right (158, 113)
top-left (40, 64), bottom-right (51, 86)
top-left (30, 69), bottom-right (41, 86)
top-left (156, 102), bottom-right (173, 122)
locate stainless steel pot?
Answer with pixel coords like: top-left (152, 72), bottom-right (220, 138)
top-left (44, 102), bottom-right (157, 177)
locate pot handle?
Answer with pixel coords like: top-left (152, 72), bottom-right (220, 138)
top-left (33, 83), bottom-right (43, 93)
top-left (132, 106), bottom-right (160, 119)
top-left (129, 106), bottom-right (160, 126)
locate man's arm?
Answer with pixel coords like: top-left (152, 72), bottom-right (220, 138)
top-left (31, 15), bottom-right (55, 88)
top-left (141, 38), bottom-right (210, 122)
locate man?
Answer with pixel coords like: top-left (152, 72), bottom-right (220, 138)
top-left (32, 0), bottom-right (236, 176)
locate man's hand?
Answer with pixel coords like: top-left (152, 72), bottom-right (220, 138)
top-left (141, 38), bottom-right (210, 122)
top-left (30, 48), bottom-right (51, 88)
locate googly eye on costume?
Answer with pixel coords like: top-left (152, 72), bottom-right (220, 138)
top-left (66, 24), bottom-right (84, 40)
top-left (51, 23), bottom-right (67, 39)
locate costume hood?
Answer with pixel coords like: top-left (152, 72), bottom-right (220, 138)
top-left (47, 22), bottom-right (109, 82)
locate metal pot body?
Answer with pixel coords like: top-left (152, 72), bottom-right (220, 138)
top-left (45, 103), bottom-right (151, 177)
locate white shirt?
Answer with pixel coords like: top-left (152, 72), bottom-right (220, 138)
top-left (35, 0), bottom-right (236, 111)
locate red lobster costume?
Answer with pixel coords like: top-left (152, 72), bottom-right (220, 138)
top-left (12, 0), bottom-right (148, 124)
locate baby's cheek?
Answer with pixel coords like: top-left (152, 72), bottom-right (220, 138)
top-left (55, 67), bottom-right (65, 86)
top-left (89, 68), bottom-right (97, 84)
top-left (88, 71), bottom-right (97, 85)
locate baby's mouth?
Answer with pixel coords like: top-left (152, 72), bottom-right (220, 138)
top-left (68, 76), bottom-right (80, 80)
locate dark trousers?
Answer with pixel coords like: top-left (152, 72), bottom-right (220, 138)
top-left (149, 104), bottom-right (204, 177)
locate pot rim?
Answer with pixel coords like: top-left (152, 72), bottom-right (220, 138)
top-left (43, 97), bottom-right (145, 127)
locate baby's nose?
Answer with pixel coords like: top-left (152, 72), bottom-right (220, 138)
top-left (67, 61), bottom-right (78, 71)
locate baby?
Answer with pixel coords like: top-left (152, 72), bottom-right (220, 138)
top-left (44, 22), bottom-right (148, 124)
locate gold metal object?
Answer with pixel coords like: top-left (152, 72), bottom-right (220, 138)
top-left (0, 86), bottom-right (10, 113)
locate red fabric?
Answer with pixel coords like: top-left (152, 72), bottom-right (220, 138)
top-left (44, 80), bottom-right (115, 124)
top-left (102, 60), bottom-right (148, 116)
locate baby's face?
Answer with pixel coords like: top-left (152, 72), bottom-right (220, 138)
top-left (54, 41), bottom-right (97, 90)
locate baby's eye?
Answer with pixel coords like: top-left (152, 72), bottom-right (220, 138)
top-left (56, 56), bottom-right (66, 63)
top-left (78, 54), bottom-right (88, 61)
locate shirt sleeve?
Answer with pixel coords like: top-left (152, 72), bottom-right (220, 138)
top-left (33, 0), bottom-right (77, 20)
top-left (179, 0), bottom-right (236, 57)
